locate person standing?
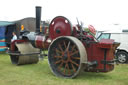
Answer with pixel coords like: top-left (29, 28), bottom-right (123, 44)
top-left (11, 32), bottom-right (17, 42)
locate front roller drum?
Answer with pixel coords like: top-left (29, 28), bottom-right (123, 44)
top-left (10, 42), bottom-right (40, 65)
top-left (10, 55), bottom-right (39, 65)
top-left (48, 36), bottom-right (87, 78)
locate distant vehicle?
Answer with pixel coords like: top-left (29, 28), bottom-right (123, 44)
top-left (97, 29), bottom-right (128, 63)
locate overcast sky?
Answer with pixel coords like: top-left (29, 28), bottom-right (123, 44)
top-left (0, 0), bottom-right (128, 30)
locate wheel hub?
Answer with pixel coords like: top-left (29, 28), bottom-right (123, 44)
top-left (118, 54), bottom-right (126, 62)
top-left (63, 53), bottom-right (68, 61)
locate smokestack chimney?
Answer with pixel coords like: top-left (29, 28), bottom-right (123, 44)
top-left (36, 6), bottom-right (41, 34)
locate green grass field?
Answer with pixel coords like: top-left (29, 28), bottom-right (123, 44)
top-left (0, 52), bottom-right (128, 85)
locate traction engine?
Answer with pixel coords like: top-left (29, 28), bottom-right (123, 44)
top-left (8, 6), bottom-right (120, 78)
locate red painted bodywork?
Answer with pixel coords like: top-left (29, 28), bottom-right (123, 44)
top-left (72, 26), bottom-right (119, 72)
top-left (49, 16), bottom-right (72, 40)
top-left (35, 35), bottom-right (50, 49)
top-left (10, 40), bottom-right (28, 51)
top-left (85, 40), bottom-right (118, 72)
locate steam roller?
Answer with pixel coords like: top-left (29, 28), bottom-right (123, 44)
top-left (7, 6), bottom-right (120, 78)
top-left (8, 6), bottom-right (47, 65)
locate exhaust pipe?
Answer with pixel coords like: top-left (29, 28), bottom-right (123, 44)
top-left (36, 6), bottom-right (41, 34)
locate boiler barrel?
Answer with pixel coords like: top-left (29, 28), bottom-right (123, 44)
top-left (24, 32), bottom-right (50, 50)
top-left (35, 35), bottom-right (50, 49)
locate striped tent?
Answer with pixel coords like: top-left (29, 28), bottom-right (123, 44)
top-left (0, 21), bottom-right (15, 51)
top-left (0, 26), bottom-right (6, 51)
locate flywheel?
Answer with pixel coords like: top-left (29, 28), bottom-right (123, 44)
top-left (48, 36), bottom-right (87, 78)
top-left (49, 16), bottom-right (73, 40)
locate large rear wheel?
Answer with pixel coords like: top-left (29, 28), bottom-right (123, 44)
top-left (48, 36), bottom-right (87, 78)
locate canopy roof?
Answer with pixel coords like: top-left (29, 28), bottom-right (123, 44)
top-left (0, 21), bottom-right (15, 27)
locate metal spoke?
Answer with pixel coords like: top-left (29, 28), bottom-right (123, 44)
top-left (71, 63), bottom-right (76, 73)
top-left (55, 60), bottom-right (62, 64)
top-left (54, 56), bottom-right (62, 58)
top-left (65, 41), bottom-right (70, 52)
top-left (67, 63), bottom-right (71, 75)
top-left (70, 60), bottom-right (79, 67)
top-left (59, 44), bottom-right (64, 52)
top-left (63, 63), bottom-right (67, 74)
top-left (58, 62), bottom-right (64, 71)
top-left (71, 56), bottom-right (80, 60)
top-left (64, 41), bottom-right (67, 49)
top-left (70, 50), bottom-right (79, 56)
top-left (63, 63), bottom-right (71, 75)
top-left (56, 48), bottom-right (62, 54)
